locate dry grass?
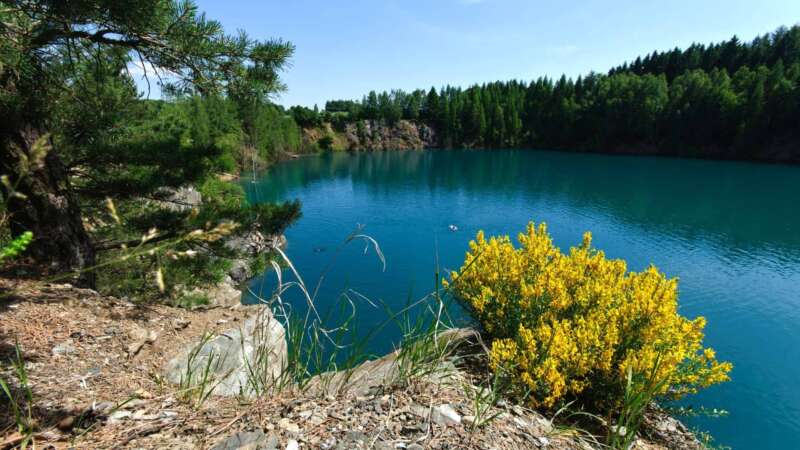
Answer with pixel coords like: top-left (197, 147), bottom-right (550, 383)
top-left (0, 277), bottom-right (701, 450)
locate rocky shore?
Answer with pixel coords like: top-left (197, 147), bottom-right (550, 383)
top-left (0, 278), bottom-right (703, 449)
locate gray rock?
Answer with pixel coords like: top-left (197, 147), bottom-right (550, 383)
top-left (52, 341), bottom-right (76, 356)
top-left (431, 404), bottom-right (461, 426)
top-left (305, 328), bottom-right (478, 397)
top-left (108, 410), bottom-right (131, 423)
top-left (163, 306), bottom-right (287, 398)
top-left (154, 186), bottom-right (202, 212)
top-left (333, 431), bottom-right (370, 450)
top-left (277, 417), bottom-right (300, 434)
top-left (229, 259), bottom-right (252, 284)
top-left (224, 229), bottom-right (279, 256)
top-left (210, 430), bottom-right (278, 450)
top-left (209, 281), bottom-right (243, 307)
top-left (184, 280), bottom-right (242, 308)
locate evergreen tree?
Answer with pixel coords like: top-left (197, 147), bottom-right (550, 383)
top-left (0, 0), bottom-right (294, 287)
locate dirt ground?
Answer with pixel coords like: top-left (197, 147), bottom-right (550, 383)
top-left (0, 279), bottom-right (700, 450)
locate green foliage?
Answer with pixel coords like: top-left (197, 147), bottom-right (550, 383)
top-left (608, 362), bottom-right (669, 449)
top-left (0, 231), bottom-right (33, 261)
top-left (95, 181), bottom-right (299, 300)
top-left (0, 344), bottom-right (35, 449)
top-left (173, 292), bottom-right (211, 309)
top-left (250, 105), bottom-right (305, 162)
top-left (610, 26), bottom-right (800, 80)
top-left (0, 0), bottom-right (301, 286)
top-left (289, 105), bottom-right (324, 127)
top-left (317, 135), bottom-right (335, 150)
top-left (322, 25), bottom-right (800, 160)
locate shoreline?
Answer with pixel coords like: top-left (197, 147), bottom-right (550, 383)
top-left (302, 119), bottom-right (800, 166)
top-left (0, 278), bottom-right (704, 449)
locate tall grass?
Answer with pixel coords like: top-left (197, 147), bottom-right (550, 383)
top-left (175, 332), bottom-right (232, 409)
top-left (240, 227), bottom-right (468, 397)
top-left (0, 343), bottom-right (36, 449)
top-left (607, 357), bottom-right (668, 450)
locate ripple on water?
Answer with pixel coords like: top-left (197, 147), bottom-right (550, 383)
top-left (246, 149), bottom-right (800, 449)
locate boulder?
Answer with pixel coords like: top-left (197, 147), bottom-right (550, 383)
top-left (164, 306), bottom-right (287, 398)
top-left (182, 278), bottom-right (242, 308)
top-left (305, 328), bottom-right (479, 396)
top-left (224, 229), bottom-right (277, 256)
top-left (228, 259), bottom-right (252, 284)
top-left (154, 186), bottom-right (202, 212)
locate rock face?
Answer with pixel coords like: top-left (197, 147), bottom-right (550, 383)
top-left (342, 120), bottom-right (437, 150)
top-left (164, 306), bottom-right (287, 398)
top-left (153, 186), bottom-right (203, 212)
top-left (224, 229), bottom-right (279, 257)
top-left (224, 230), bottom-right (286, 285)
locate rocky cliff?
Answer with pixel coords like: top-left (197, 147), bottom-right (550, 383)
top-left (342, 120), bottom-right (436, 150)
top-left (305, 120), bottom-right (437, 151)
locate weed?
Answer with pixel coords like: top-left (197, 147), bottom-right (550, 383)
top-left (176, 332), bottom-right (231, 409)
top-left (0, 343), bottom-right (36, 449)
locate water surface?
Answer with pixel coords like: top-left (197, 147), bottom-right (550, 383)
top-left (245, 149), bottom-right (800, 449)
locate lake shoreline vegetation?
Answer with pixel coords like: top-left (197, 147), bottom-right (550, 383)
top-left (0, 1), bottom-right (781, 448)
top-left (296, 25), bottom-right (800, 164)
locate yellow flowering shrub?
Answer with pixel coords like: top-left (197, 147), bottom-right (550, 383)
top-left (446, 222), bottom-right (731, 410)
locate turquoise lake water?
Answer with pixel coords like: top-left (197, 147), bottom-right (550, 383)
top-left (244, 149), bottom-right (800, 449)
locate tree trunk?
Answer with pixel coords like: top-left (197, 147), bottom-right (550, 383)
top-left (0, 125), bottom-right (96, 288)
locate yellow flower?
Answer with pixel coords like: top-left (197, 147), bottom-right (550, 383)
top-left (449, 221), bottom-right (731, 410)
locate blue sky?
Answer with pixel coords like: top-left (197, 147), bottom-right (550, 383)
top-left (184, 0), bottom-right (800, 107)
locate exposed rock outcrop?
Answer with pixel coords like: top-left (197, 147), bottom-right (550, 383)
top-left (152, 185), bottom-right (203, 212)
top-left (163, 306), bottom-right (287, 398)
top-left (303, 120), bottom-right (437, 151)
top-left (343, 120), bottom-right (436, 150)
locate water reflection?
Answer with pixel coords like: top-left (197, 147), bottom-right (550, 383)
top-left (244, 149), bottom-right (800, 449)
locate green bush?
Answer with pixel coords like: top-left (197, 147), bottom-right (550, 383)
top-left (447, 222), bottom-right (732, 412)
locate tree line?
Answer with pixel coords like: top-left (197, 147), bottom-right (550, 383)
top-left (302, 25), bottom-right (800, 161)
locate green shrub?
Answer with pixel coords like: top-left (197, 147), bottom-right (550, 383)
top-left (317, 135), bottom-right (334, 150)
top-left (447, 222), bottom-right (732, 412)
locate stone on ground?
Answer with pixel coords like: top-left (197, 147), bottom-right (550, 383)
top-left (163, 306), bottom-right (286, 398)
top-left (210, 430), bottom-right (278, 450)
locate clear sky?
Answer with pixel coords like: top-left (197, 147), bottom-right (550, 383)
top-left (189, 0), bottom-right (800, 107)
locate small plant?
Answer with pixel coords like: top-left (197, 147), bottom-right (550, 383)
top-left (695, 429), bottom-right (732, 450)
top-left (447, 221), bottom-right (731, 413)
top-left (246, 227), bottom-right (388, 394)
top-left (389, 288), bottom-right (456, 387)
top-left (0, 344), bottom-right (36, 449)
top-left (317, 135), bottom-right (335, 150)
top-left (177, 332), bottom-right (230, 409)
top-left (463, 368), bottom-right (508, 434)
top-left (0, 231), bottom-right (33, 262)
top-left (173, 291), bottom-right (211, 309)
top-left (607, 357), bottom-right (668, 449)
